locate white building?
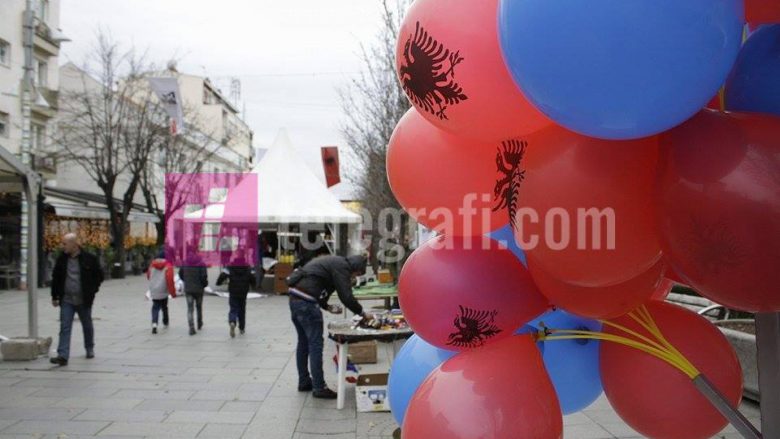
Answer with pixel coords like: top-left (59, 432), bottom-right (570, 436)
top-left (0, 0), bottom-right (65, 286)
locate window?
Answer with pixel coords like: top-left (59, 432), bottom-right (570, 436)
top-left (32, 124), bottom-right (46, 151)
top-left (37, 0), bottom-right (49, 22)
top-left (0, 40), bottom-right (9, 67)
top-left (0, 113), bottom-right (8, 138)
top-left (35, 58), bottom-right (48, 87)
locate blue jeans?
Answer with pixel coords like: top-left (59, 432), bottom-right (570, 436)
top-left (151, 299), bottom-right (169, 325)
top-left (228, 297), bottom-right (246, 330)
top-left (289, 299), bottom-right (325, 391)
top-left (186, 293), bottom-right (203, 329)
top-left (57, 302), bottom-right (94, 360)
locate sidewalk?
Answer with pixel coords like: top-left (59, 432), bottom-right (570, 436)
top-left (0, 275), bottom-right (761, 438)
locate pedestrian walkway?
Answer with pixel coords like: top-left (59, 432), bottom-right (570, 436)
top-left (0, 275), bottom-right (761, 438)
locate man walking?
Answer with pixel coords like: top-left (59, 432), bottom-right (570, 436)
top-left (226, 250), bottom-right (254, 338)
top-left (50, 233), bottom-right (104, 366)
top-left (179, 250), bottom-right (208, 336)
top-left (287, 254), bottom-right (370, 399)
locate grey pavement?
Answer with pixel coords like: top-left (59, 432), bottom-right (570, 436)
top-left (0, 274), bottom-right (762, 438)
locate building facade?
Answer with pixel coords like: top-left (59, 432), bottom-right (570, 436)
top-left (0, 0), bottom-right (65, 287)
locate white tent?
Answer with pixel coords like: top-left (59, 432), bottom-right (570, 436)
top-left (249, 130), bottom-right (361, 225)
top-left (184, 129), bottom-right (361, 226)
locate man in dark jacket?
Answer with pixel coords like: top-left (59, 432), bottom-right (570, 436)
top-left (50, 233), bottom-right (104, 366)
top-left (226, 250), bottom-right (254, 338)
top-left (287, 254), bottom-right (370, 399)
top-left (179, 251), bottom-right (208, 336)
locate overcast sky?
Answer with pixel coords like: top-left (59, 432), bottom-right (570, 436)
top-left (60, 0), bottom-right (389, 182)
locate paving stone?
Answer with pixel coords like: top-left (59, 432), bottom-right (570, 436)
top-left (165, 410), bottom-right (253, 424)
top-left (99, 421), bottom-right (205, 437)
top-left (299, 407), bottom-right (356, 421)
top-left (3, 420), bottom-right (108, 435)
top-left (30, 386), bottom-right (118, 398)
top-left (0, 407), bottom-right (84, 421)
top-left (222, 403), bottom-right (261, 415)
top-left (0, 397), bottom-right (62, 409)
top-left (112, 389), bottom-right (193, 400)
top-left (73, 408), bottom-right (166, 422)
top-left (599, 422), bottom-right (643, 438)
top-left (296, 418), bottom-right (356, 435)
top-left (53, 396), bottom-right (141, 410)
top-left (563, 423), bottom-right (615, 439)
top-left (293, 433), bottom-right (356, 439)
top-left (135, 399), bottom-right (224, 412)
top-left (197, 423), bottom-right (247, 438)
top-left (0, 420), bottom-right (17, 430)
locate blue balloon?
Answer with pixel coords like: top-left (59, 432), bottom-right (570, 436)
top-left (725, 24), bottom-right (780, 116)
top-left (526, 310), bottom-right (603, 415)
top-left (498, 0), bottom-right (744, 140)
top-left (388, 335), bottom-right (457, 426)
top-left (487, 224), bottom-right (527, 267)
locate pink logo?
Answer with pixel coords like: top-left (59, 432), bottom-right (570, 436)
top-left (164, 173), bottom-right (258, 267)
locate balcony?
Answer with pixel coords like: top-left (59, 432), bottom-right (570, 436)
top-left (31, 153), bottom-right (56, 177)
top-left (31, 88), bottom-right (58, 119)
top-left (32, 21), bottom-right (61, 57)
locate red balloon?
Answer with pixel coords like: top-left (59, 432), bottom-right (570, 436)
top-left (403, 336), bottom-right (562, 439)
top-left (663, 263), bottom-right (690, 288)
top-left (516, 125), bottom-right (662, 287)
top-left (657, 110), bottom-right (780, 312)
top-left (528, 257), bottom-right (666, 319)
top-left (601, 301), bottom-right (742, 439)
top-left (651, 278), bottom-right (675, 301)
top-left (388, 109), bottom-right (514, 236)
top-left (399, 235), bottom-right (549, 351)
top-left (395, 0), bottom-right (551, 141)
top-left (747, 0), bottom-right (780, 25)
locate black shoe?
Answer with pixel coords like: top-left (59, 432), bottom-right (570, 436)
top-left (189, 327), bottom-right (196, 336)
top-left (312, 388), bottom-right (337, 399)
top-left (239, 329), bottom-right (245, 335)
top-left (49, 356), bottom-right (68, 366)
top-left (86, 351), bottom-right (94, 359)
top-left (229, 322), bottom-right (236, 338)
top-left (298, 383), bottom-right (313, 392)
top-left (197, 322), bottom-right (203, 330)
top-left (152, 327), bottom-right (158, 334)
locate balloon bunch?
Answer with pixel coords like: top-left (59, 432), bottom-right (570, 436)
top-left (386, 1), bottom-right (778, 438)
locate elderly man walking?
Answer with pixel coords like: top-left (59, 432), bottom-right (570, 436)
top-left (49, 233), bottom-right (104, 366)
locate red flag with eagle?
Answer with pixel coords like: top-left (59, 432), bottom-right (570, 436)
top-left (321, 146), bottom-right (341, 188)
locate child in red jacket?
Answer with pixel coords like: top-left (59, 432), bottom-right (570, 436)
top-left (147, 250), bottom-right (176, 334)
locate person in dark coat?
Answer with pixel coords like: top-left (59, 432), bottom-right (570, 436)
top-left (287, 254), bottom-right (370, 399)
top-left (178, 251), bottom-right (208, 336)
top-left (49, 233), bottom-right (104, 366)
top-left (227, 250), bottom-right (254, 338)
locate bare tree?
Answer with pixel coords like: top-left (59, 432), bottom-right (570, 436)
top-left (139, 106), bottom-right (219, 246)
top-left (54, 32), bottom-right (169, 277)
top-left (339, 0), bottom-right (412, 270)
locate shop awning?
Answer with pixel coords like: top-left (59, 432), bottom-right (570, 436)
top-left (45, 188), bottom-right (160, 223)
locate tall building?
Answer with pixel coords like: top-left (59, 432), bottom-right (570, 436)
top-left (0, 0), bottom-right (66, 287)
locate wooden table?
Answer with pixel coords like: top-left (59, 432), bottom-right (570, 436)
top-left (327, 321), bottom-right (413, 410)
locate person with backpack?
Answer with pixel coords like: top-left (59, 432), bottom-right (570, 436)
top-left (226, 250), bottom-right (254, 338)
top-left (147, 250), bottom-right (176, 334)
top-left (179, 251), bottom-right (208, 336)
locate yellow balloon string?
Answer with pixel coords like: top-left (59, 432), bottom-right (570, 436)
top-left (535, 305), bottom-right (701, 380)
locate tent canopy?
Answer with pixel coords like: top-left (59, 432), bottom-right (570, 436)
top-left (189, 130), bottom-right (362, 225)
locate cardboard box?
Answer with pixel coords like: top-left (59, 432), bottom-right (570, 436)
top-left (274, 263), bottom-right (293, 294)
top-left (349, 341), bottom-right (377, 364)
top-left (356, 373), bottom-right (390, 412)
top-left (377, 269), bottom-right (393, 284)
